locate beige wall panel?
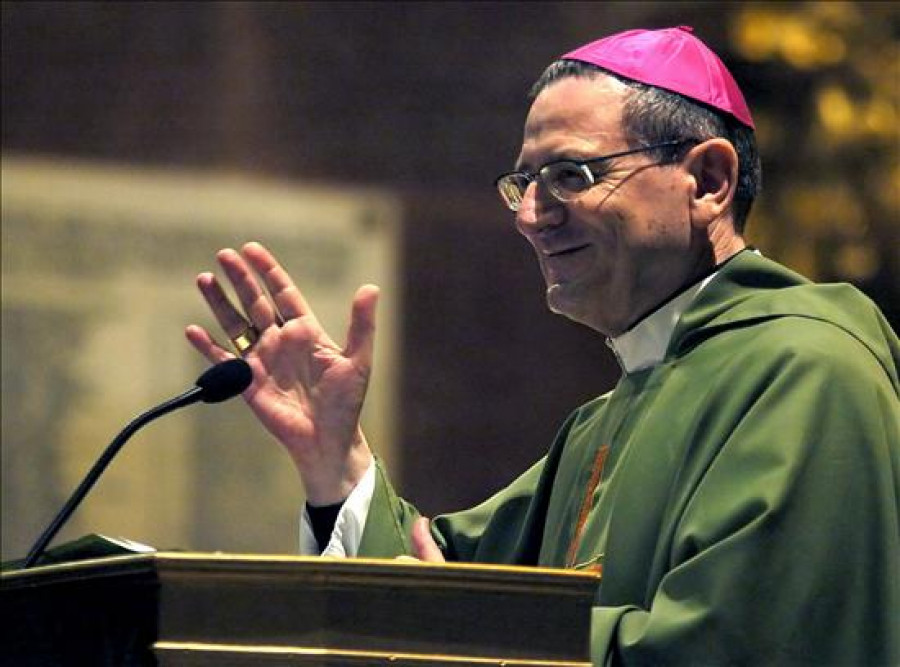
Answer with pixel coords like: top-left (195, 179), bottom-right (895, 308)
top-left (1, 156), bottom-right (401, 560)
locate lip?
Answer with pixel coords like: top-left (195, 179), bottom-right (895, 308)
top-left (543, 243), bottom-right (591, 258)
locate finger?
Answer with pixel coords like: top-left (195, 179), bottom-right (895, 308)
top-left (395, 555), bottom-right (423, 563)
top-left (411, 517), bottom-right (445, 563)
top-left (217, 248), bottom-right (281, 331)
top-left (196, 271), bottom-right (253, 339)
top-left (242, 241), bottom-right (316, 323)
top-left (344, 284), bottom-right (379, 367)
top-left (184, 324), bottom-right (237, 365)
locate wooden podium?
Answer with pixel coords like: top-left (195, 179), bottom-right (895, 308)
top-left (1, 553), bottom-right (600, 665)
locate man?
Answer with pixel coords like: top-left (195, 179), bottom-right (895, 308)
top-left (186, 27), bottom-right (899, 665)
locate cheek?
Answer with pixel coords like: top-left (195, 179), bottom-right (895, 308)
top-left (572, 197), bottom-right (619, 239)
top-left (575, 200), bottom-right (634, 251)
top-left (606, 186), bottom-right (690, 245)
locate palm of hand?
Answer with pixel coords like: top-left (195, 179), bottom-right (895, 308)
top-left (244, 318), bottom-right (370, 465)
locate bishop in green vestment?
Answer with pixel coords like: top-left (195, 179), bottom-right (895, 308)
top-left (188, 26), bottom-right (900, 666)
top-left (356, 250), bottom-right (900, 665)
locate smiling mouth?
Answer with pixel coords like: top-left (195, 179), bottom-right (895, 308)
top-left (545, 244), bottom-right (590, 258)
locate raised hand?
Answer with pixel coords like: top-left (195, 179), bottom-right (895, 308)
top-left (185, 241), bottom-right (378, 505)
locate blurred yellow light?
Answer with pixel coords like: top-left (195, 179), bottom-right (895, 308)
top-left (734, 8), bottom-right (849, 68)
top-left (733, 9), bottom-right (780, 61)
top-left (834, 243), bottom-right (879, 282)
top-left (808, 0), bottom-right (862, 29)
top-left (780, 19), bottom-right (821, 69)
top-left (783, 183), bottom-right (866, 237)
top-left (863, 97), bottom-right (899, 138)
top-left (854, 45), bottom-right (900, 93)
top-left (814, 32), bottom-right (847, 65)
top-left (817, 85), bottom-right (856, 137)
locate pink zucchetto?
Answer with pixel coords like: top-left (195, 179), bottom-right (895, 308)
top-left (562, 26), bottom-right (754, 129)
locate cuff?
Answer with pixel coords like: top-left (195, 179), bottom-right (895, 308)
top-left (299, 457), bottom-right (377, 557)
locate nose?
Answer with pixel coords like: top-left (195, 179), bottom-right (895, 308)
top-left (514, 181), bottom-right (565, 237)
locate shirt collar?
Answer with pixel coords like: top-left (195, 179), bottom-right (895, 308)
top-left (607, 272), bottom-right (718, 374)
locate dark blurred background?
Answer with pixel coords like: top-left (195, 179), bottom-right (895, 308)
top-left (2, 1), bottom-right (897, 522)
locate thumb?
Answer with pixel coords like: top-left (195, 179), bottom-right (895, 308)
top-left (411, 517), bottom-right (445, 563)
top-left (343, 284), bottom-right (379, 366)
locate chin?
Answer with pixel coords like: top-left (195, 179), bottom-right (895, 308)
top-left (545, 282), bottom-right (619, 336)
top-left (546, 283), bottom-right (591, 326)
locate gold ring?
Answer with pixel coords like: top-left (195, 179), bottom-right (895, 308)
top-left (230, 324), bottom-right (259, 355)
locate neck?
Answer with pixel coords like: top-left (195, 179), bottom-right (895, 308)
top-left (709, 218), bottom-right (746, 264)
top-left (616, 239), bottom-right (747, 337)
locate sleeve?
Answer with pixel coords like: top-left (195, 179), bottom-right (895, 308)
top-left (356, 455), bottom-right (551, 562)
top-left (299, 457), bottom-right (376, 557)
top-left (591, 327), bottom-right (900, 665)
top-left (295, 446), bottom-right (558, 561)
top-left (357, 411), bottom-right (580, 562)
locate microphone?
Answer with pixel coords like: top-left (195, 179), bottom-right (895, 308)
top-left (21, 358), bottom-right (253, 569)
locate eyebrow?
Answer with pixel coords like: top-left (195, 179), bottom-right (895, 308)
top-left (513, 151), bottom-right (604, 174)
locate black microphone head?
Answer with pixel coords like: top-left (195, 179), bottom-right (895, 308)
top-left (195, 358), bottom-right (253, 403)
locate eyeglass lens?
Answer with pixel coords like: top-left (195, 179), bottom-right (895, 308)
top-left (497, 162), bottom-right (593, 211)
top-left (543, 163), bottom-right (593, 200)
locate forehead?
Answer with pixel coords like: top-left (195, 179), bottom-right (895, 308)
top-left (517, 74), bottom-right (630, 167)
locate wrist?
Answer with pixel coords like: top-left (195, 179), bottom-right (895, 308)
top-left (298, 431), bottom-right (373, 505)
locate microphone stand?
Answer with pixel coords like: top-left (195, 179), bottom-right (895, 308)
top-left (22, 387), bottom-right (203, 569)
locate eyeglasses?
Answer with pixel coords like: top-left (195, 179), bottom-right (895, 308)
top-left (494, 140), bottom-right (690, 212)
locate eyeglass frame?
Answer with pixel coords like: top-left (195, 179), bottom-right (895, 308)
top-left (494, 139), bottom-right (694, 212)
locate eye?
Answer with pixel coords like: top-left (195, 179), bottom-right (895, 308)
top-left (545, 162), bottom-right (592, 195)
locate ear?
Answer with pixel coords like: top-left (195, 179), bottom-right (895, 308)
top-left (684, 139), bottom-right (739, 230)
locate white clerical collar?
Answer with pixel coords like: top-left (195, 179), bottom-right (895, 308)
top-left (607, 272), bottom-right (718, 374)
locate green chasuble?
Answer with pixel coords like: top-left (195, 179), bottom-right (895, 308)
top-left (357, 251), bottom-right (900, 666)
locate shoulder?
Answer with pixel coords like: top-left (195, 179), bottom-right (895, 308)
top-left (682, 270), bottom-right (899, 392)
top-left (707, 312), bottom-right (893, 396)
